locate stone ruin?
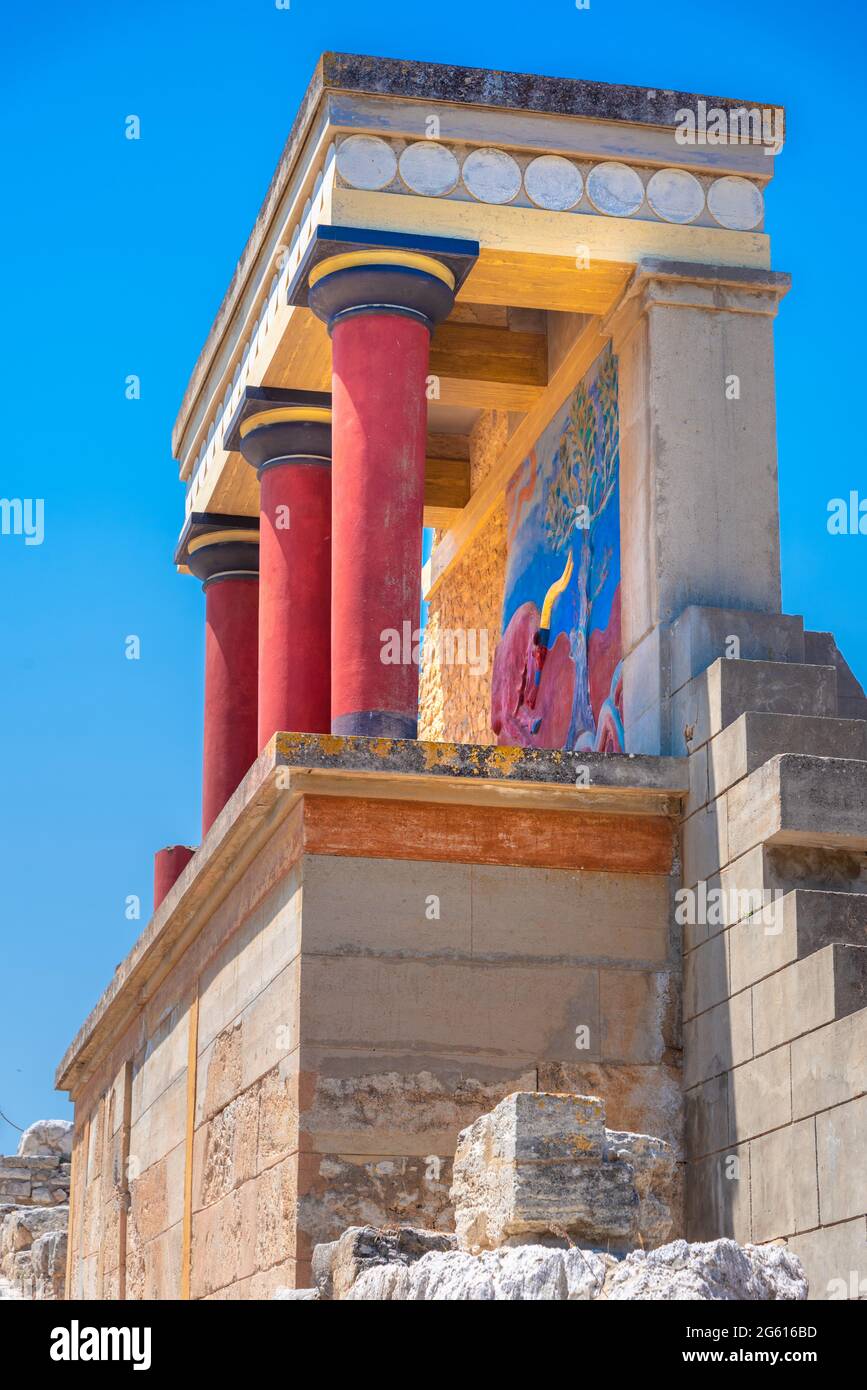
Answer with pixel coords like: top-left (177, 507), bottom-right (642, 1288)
top-left (0, 1120), bottom-right (72, 1301)
top-left (279, 1093), bottom-right (808, 1301)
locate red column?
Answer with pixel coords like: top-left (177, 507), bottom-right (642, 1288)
top-left (177, 515), bottom-right (261, 835)
top-left (226, 389), bottom-right (333, 749)
top-left (202, 575), bottom-right (259, 832)
top-left (330, 314), bottom-right (429, 737)
top-left (305, 244), bottom-right (463, 738)
top-left (153, 845), bottom-right (195, 911)
top-left (258, 463), bottom-right (330, 746)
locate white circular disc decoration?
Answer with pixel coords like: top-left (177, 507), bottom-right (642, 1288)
top-left (586, 161), bottom-right (645, 217)
top-left (524, 155), bottom-right (584, 210)
top-left (398, 142), bottom-right (460, 197)
top-left (707, 176), bottom-right (764, 231)
top-left (646, 168), bottom-right (705, 224)
top-left (336, 135), bottom-right (398, 191)
top-left (462, 148), bottom-right (522, 204)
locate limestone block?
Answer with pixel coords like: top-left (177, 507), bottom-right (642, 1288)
top-left (669, 608), bottom-right (805, 697)
top-left (791, 1007), bottom-right (867, 1118)
top-left (708, 712), bottom-right (867, 803)
top-left (727, 755), bottom-right (867, 863)
top-left (17, 1120), bottom-right (72, 1159)
top-left (685, 1072), bottom-right (729, 1159)
top-left (600, 969), bottom-right (678, 1063)
top-left (751, 944), bottom-right (867, 1054)
top-left (685, 1146), bottom-right (751, 1243)
top-left (670, 660), bottom-right (837, 757)
top-left (450, 1092), bottom-right (677, 1253)
top-left (684, 929), bottom-right (731, 1021)
top-left (2, 1203), bottom-right (67, 1255)
top-left (683, 989), bottom-right (753, 1090)
top-left (730, 889), bottom-right (867, 994)
top-left (789, 1216), bottom-right (867, 1301)
top-left (728, 1047), bottom-right (791, 1142)
top-left (30, 1229), bottom-right (68, 1300)
top-left (750, 1120), bottom-right (819, 1242)
top-left (682, 797), bottom-right (729, 887)
top-left (816, 1094), bottom-right (867, 1226)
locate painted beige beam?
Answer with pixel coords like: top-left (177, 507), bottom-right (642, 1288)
top-left (424, 314), bottom-right (610, 598)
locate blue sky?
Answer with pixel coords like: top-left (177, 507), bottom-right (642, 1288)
top-left (1, 0), bottom-right (865, 1143)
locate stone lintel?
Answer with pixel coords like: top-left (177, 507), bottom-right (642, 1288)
top-left (55, 733), bottom-right (687, 1095)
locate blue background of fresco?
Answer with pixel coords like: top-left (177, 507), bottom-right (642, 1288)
top-left (501, 350), bottom-right (620, 747)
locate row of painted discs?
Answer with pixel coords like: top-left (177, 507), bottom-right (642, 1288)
top-left (335, 135), bottom-right (764, 231)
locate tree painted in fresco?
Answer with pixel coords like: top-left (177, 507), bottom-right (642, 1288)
top-left (544, 346), bottom-right (619, 745)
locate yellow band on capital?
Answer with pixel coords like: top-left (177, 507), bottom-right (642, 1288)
top-left (239, 406), bottom-right (333, 439)
top-left (188, 529), bottom-right (260, 553)
top-left (308, 249), bottom-right (456, 293)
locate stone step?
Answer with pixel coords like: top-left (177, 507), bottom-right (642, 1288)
top-left (727, 754), bottom-right (867, 861)
top-left (671, 659), bottom-right (838, 756)
top-left (729, 888), bottom-right (867, 993)
top-left (750, 942), bottom-right (867, 1055)
top-left (701, 710), bottom-right (867, 807)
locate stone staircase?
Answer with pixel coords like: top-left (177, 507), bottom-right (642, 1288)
top-left (675, 609), bottom-right (867, 1300)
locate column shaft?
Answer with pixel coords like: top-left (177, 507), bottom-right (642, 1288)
top-left (202, 575), bottom-right (258, 832)
top-left (258, 462), bottom-right (331, 746)
top-left (331, 312), bottom-right (430, 737)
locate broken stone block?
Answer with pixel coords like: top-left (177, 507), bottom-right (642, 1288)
top-left (30, 1230), bottom-right (67, 1299)
top-left (273, 1287), bottom-right (320, 1300)
top-left (314, 1224), bottom-right (457, 1301)
top-left (338, 1236), bottom-right (806, 1301)
top-left (2, 1204), bottom-right (68, 1254)
top-left (450, 1093), bottom-right (678, 1253)
top-left (17, 1121), bottom-right (72, 1159)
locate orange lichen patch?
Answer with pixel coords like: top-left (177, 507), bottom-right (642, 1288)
top-left (420, 740), bottom-right (463, 770)
top-left (368, 739), bottom-right (397, 759)
top-left (482, 744), bottom-right (525, 777)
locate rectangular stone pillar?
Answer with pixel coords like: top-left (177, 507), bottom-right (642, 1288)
top-left (608, 261), bottom-right (791, 754)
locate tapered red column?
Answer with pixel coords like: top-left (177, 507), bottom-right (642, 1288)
top-left (226, 388), bottom-right (332, 748)
top-left (302, 231), bottom-right (477, 737)
top-left (177, 515), bottom-right (260, 833)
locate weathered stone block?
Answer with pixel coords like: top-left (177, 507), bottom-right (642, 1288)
top-left (671, 659), bottom-right (837, 757)
top-left (752, 943), bottom-right (867, 1054)
top-left (750, 1120), bottom-right (818, 1242)
top-left (730, 888), bottom-right (867, 994)
top-left (791, 1008), bottom-right (867, 1118)
top-left (669, 608), bottom-right (805, 697)
top-left (450, 1092), bottom-right (677, 1254)
top-left (728, 754), bottom-right (867, 863)
top-left (729, 1046), bottom-right (791, 1142)
top-left (816, 1094), bottom-right (867, 1226)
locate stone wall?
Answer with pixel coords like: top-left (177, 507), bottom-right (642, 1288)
top-left (419, 410), bottom-right (509, 744)
top-left (677, 611), bottom-right (867, 1300)
top-left (0, 1122), bottom-right (71, 1299)
top-left (65, 771), bottom-right (683, 1297)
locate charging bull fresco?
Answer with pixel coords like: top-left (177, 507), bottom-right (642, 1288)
top-left (491, 344), bottom-right (623, 752)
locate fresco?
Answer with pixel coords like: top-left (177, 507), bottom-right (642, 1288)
top-left (491, 344), bottom-right (623, 752)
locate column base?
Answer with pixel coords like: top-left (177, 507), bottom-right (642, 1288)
top-left (331, 710), bottom-right (418, 739)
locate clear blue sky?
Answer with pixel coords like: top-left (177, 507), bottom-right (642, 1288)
top-left (1, 0), bottom-right (865, 1144)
